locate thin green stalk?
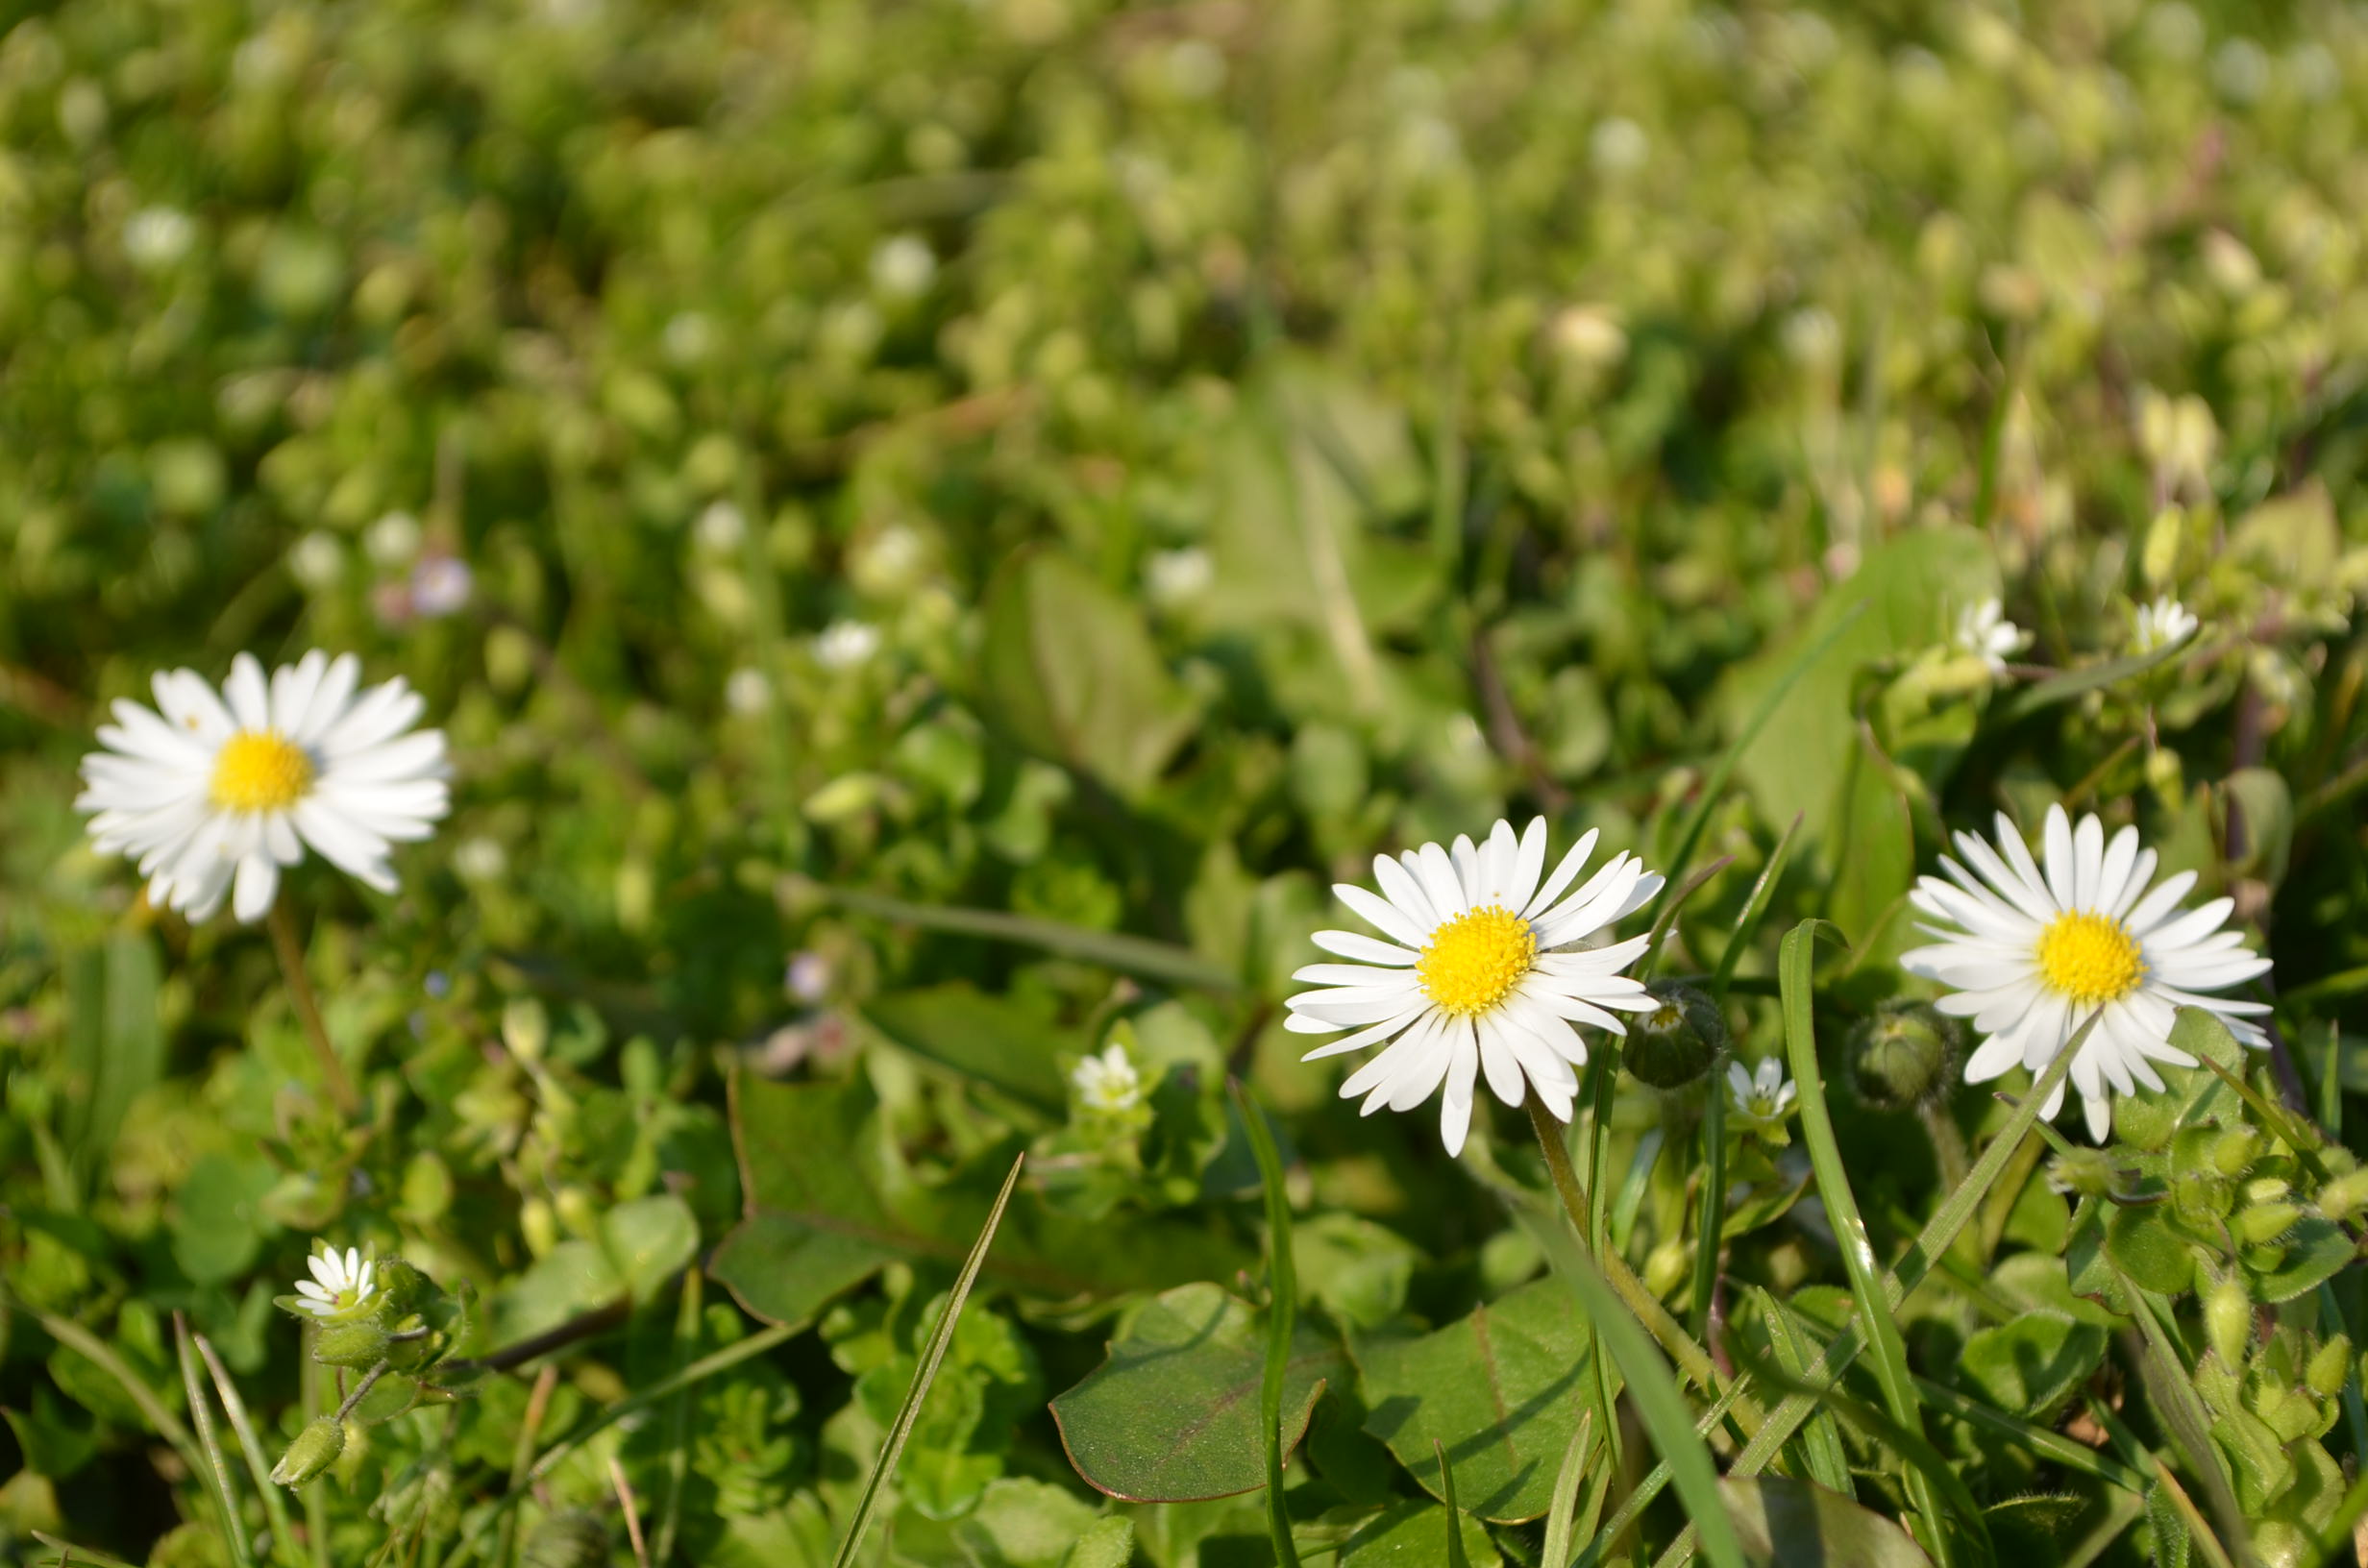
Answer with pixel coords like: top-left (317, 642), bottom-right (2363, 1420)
top-left (497, 1364), bottom-right (558, 1568)
top-left (266, 896), bottom-right (360, 1116)
top-left (176, 1313), bottom-right (258, 1568)
top-left (1709, 815), bottom-right (1801, 1003)
top-left (1539, 1411), bottom-right (1594, 1568)
top-left (830, 1151), bottom-right (1027, 1568)
top-left (801, 881), bottom-right (1238, 992)
top-left (1434, 1439), bottom-right (1472, 1568)
top-left (194, 1330), bottom-right (304, 1568)
top-left (28, 1304), bottom-right (203, 1472)
top-left (1235, 1083), bottom-right (1305, 1568)
top-left (1687, 1073), bottom-right (1726, 1342)
top-left (650, 1270), bottom-right (703, 1568)
top-left (1637, 855), bottom-right (1736, 983)
top-left (2128, 1292), bottom-right (2247, 1562)
top-left (300, 1327), bottom-right (330, 1568)
top-left (1573, 1383), bottom-right (1747, 1568)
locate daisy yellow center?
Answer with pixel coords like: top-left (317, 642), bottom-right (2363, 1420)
top-left (2035, 911), bottom-right (2145, 1005)
top-left (1418, 905), bottom-right (1537, 1017)
top-left (210, 730), bottom-right (315, 812)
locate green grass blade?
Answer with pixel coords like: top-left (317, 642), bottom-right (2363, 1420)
top-left (1234, 1081), bottom-right (1305, 1568)
top-left (1778, 920), bottom-right (1951, 1564)
top-left (193, 1330), bottom-right (304, 1568)
top-left (1435, 1438), bottom-right (1472, 1568)
top-left (799, 880), bottom-right (1239, 992)
top-left (175, 1311), bottom-right (259, 1568)
top-left (1539, 1410), bottom-right (1594, 1568)
top-left (1909, 1376), bottom-right (2148, 1493)
top-left (1710, 814), bottom-right (1801, 1003)
top-left (1520, 1208), bottom-right (1748, 1568)
top-left (650, 1268), bottom-right (703, 1568)
top-left (1686, 1071), bottom-right (1726, 1342)
top-left (829, 1148), bottom-right (1026, 1568)
top-left (1648, 601), bottom-right (1868, 928)
top-left (28, 1532), bottom-right (145, 1568)
top-left (1995, 640), bottom-right (2185, 723)
top-left (2128, 1286), bottom-right (2247, 1561)
top-left (1645, 1011), bottom-right (2089, 1568)
top-left (1638, 855), bottom-right (1735, 981)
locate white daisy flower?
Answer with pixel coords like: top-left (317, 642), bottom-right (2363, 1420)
top-left (1072, 1042), bottom-right (1143, 1114)
top-left (1726, 1058), bottom-right (1798, 1138)
top-left (1288, 819), bottom-right (1665, 1156)
top-left (814, 620), bottom-right (881, 671)
top-left (77, 650), bottom-right (451, 922)
top-left (1953, 598), bottom-right (2031, 675)
top-left (1902, 804), bottom-right (2272, 1140)
top-left (2133, 595), bottom-right (2200, 655)
top-left (292, 1246), bottom-right (377, 1318)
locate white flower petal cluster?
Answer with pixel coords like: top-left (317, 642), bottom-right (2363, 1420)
top-left (1903, 805), bottom-right (2271, 1139)
top-left (1288, 819), bottom-right (1664, 1156)
top-left (1953, 598), bottom-right (2031, 675)
top-left (78, 651), bottom-right (450, 921)
top-left (1726, 1059), bottom-right (1797, 1134)
top-left (2132, 595), bottom-right (2200, 655)
top-left (1072, 1043), bottom-right (1143, 1115)
top-left (293, 1247), bottom-right (377, 1317)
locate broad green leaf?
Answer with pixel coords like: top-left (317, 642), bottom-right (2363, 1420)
top-left (1350, 1277), bottom-right (1595, 1524)
top-left (1336, 1500), bottom-right (1502, 1566)
top-left (1720, 1476), bottom-right (1936, 1568)
top-left (861, 985), bottom-right (1075, 1116)
top-left (603, 1194), bottom-right (699, 1302)
top-left (2167, 1009), bottom-right (2248, 1127)
top-left (2, 1388), bottom-right (97, 1480)
top-left (978, 548), bottom-right (1197, 798)
top-left (62, 934), bottom-right (165, 1199)
top-left (2209, 1407), bottom-right (2294, 1513)
top-left (1724, 527), bottom-right (1998, 870)
top-left (169, 1153), bottom-right (280, 1286)
top-left (1981, 1495), bottom-right (2087, 1562)
top-left (2221, 769), bottom-right (2292, 889)
top-left (1059, 1517), bottom-right (1137, 1568)
top-left (1958, 1312), bottom-right (2108, 1421)
top-left (2064, 1198), bottom-right (2132, 1315)
top-left (712, 1077), bottom-right (1246, 1329)
top-left (1826, 725), bottom-right (1916, 951)
top-left (496, 1239), bottom-right (620, 1343)
top-left (2104, 1206), bottom-right (2194, 1297)
top-left (1048, 1283), bottom-right (1344, 1503)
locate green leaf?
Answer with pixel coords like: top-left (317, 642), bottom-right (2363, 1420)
top-left (1979, 1495), bottom-right (2086, 1563)
top-left (1350, 1277), bottom-right (1596, 1524)
top-left (1336, 1500), bottom-right (1502, 1567)
top-left (861, 985), bottom-right (1074, 1115)
top-left (1724, 527), bottom-right (1997, 871)
top-left (1720, 1476), bottom-right (1936, 1568)
top-left (978, 547), bottom-right (1197, 798)
top-left (2, 1387), bottom-right (98, 1479)
top-left (602, 1194), bottom-right (699, 1303)
top-left (170, 1153), bottom-right (280, 1286)
top-left (2104, 1206), bottom-right (2195, 1297)
top-left (953, 1476), bottom-right (1109, 1567)
top-left (1235, 1082), bottom-right (1305, 1568)
top-left (1957, 1312), bottom-right (2109, 1421)
top-left (2221, 769), bottom-right (2292, 888)
top-left (1048, 1283), bottom-right (1345, 1503)
top-left (62, 934), bottom-right (165, 1200)
top-left (712, 1076), bottom-right (1246, 1328)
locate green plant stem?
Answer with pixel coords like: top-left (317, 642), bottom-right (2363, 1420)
top-left (651, 1270), bottom-right (702, 1568)
top-left (176, 1312), bottom-right (259, 1568)
top-left (1687, 1063), bottom-right (1728, 1341)
top-left (266, 897), bottom-right (359, 1116)
top-left (1525, 1099), bottom-right (1763, 1436)
top-left (300, 1328), bottom-right (330, 1568)
top-left (1235, 1083), bottom-right (1305, 1568)
top-left (194, 1330), bottom-right (305, 1568)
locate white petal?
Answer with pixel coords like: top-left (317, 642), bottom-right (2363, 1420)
top-left (1439, 1023), bottom-right (1480, 1157)
top-left (225, 653), bottom-right (271, 731)
top-left (2069, 813), bottom-right (2104, 910)
top-left (1412, 842), bottom-right (1468, 922)
top-left (232, 854), bottom-right (280, 923)
top-left (1298, 1005), bottom-right (1429, 1061)
top-left (1523, 829), bottom-right (1600, 920)
top-left (1336, 883), bottom-right (1430, 949)
top-left (1311, 930), bottom-right (1419, 966)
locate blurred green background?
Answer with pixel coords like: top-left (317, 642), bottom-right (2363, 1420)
top-left (7, 0), bottom-right (2368, 1561)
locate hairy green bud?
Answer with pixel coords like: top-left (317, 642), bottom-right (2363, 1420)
top-left (2209, 1126), bottom-right (2263, 1178)
top-left (271, 1417), bottom-right (346, 1487)
top-left (1847, 1003), bottom-right (1958, 1112)
top-left (2307, 1335), bottom-right (2354, 1400)
top-left (312, 1319), bottom-right (390, 1370)
top-left (372, 1258), bottom-right (434, 1316)
top-left (2234, 1201), bottom-right (2301, 1245)
top-left (1623, 986), bottom-right (1724, 1090)
top-left (2316, 1165), bottom-right (2368, 1221)
top-left (2205, 1275), bottom-right (2251, 1368)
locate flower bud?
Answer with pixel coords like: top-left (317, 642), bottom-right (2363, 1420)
top-left (2046, 1147), bottom-right (2115, 1199)
top-left (2316, 1166), bottom-right (2368, 1221)
top-left (1624, 986), bottom-right (1724, 1090)
top-left (521, 1510), bottom-right (610, 1568)
top-left (502, 997), bottom-right (550, 1063)
top-left (2235, 1202), bottom-right (2301, 1245)
top-left (2206, 1275), bottom-right (2251, 1367)
top-left (555, 1185), bottom-right (600, 1240)
top-left (1642, 1237), bottom-right (1691, 1299)
top-left (271, 1417), bottom-right (346, 1487)
top-left (2171, 1170), bottom-right (2234, 1229)
top-left (312, 1319), bottom-right (390, 1370)
top-left (372, 1258), bottom-right (433, 1316)
top-left (2307, 1335), bottom-right (2353, 1399)
top-left (2209, 1126), bottom-right (2262, 1178)
top-left (2112, 1090), bottom-right (2177, 1153)
top-left (521, 1197), bottom-right (558, 1259)
top-left (1847, 1003), bottom-right (1958, 1112)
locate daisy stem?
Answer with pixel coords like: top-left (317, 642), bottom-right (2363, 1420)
top-left (266, 897), bottom-right (360, 1116)
top-left (1525, 1099), bottom-right (1760, 1434)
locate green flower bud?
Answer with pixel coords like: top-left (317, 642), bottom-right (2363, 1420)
top-left (2316, 1166), bottom-right (2368, 1222)
top-left (2235, 1202), bottom-right (2301, 1245)
top-left (333, 1418), bottom-right (371, 1488)
top-left (312, 1319), bottom-right (390, 1369)
top-left (521, 1197), bottom-right (558, 1259)
top-left (521, 1509), bottom-right (610, 1568)
top-left (2241, 1176), bottom-right (2291, 1206)
top-left (2171, 1169), bottom-right (2234, 1229)
top-left (2112, 1089), bottom-right (2177, 1153)
top-left (2046, 1147), bottom-right (2115, 1200)
top-left (2206, 1275), bottom-right (2251, 1367)
top-left (2307, 1335), bottom-right (2353, 1399)
top-left (555, 1185), bottom-right (600, 1240)
top-left (372, 1258), bottom-right (433, 1317)
top-left (1624, 986), bottom-right (1723, 1090)
top-left (2241, 1240), bottom-right (2288, 1274)
top-left (1847, 1002), bottom-right (1959, 1112)
top-left (271, 1417), bottom-right (346, 1487)
top-left (2209, 1126), bottom-right (2262, 1178)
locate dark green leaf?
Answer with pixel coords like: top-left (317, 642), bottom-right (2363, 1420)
top-left (861, 985), bottom-right (1074, 1115)
top-left (1958, 1312), bottom-right (2109, 1421)
top-left (1336, 1500), bottom-right (1502, 1567)
top-left (1720, 1476), bottom-right (1936, 1568)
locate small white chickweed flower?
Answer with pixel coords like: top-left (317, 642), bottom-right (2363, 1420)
top-left (77, 651), bottom-right (450, 922)
top-left (292, 1247), bottom-right (378, 1317)
top-left (2132, 595), bottom-right (2199, 655)
top-left (1952, 598), bottom-right (2030, 676)
top-left (814, 620), bottom-right (882, 671)
top-left (1289, 818), bottom-right (1663, 1156)
top-left (1072, 1042), bottom-right (1142, 1114)
top-left (1903, 804), bottom-right (2271, 1140)
top-left (1726, 1059), bottom-right (1797, 1138)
